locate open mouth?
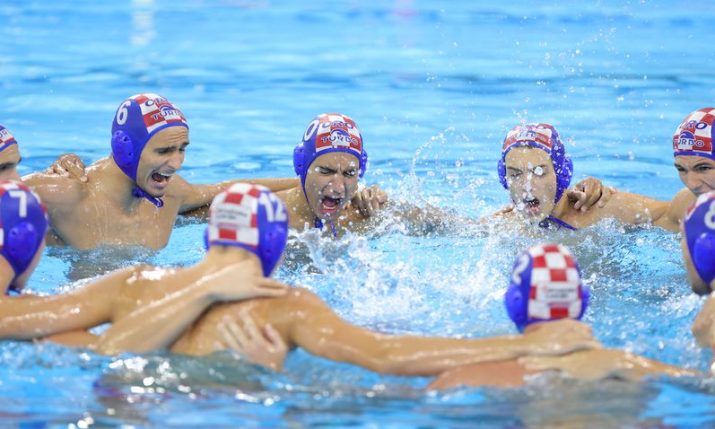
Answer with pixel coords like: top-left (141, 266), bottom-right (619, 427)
top-left (151, 171), bottom-right (173, 185)
top-left (522, 197), bottom-right (541, 215)
top-left (320, 196), bottom-right (343, 215)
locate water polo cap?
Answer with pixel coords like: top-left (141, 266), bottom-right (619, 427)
top-left (504, 243), bottom-right (589, 332)
top-left (205, 183), bottom-right (288, 277)
top-left (111, 93), bottom-right (188, 207)
top-left (683, 190), bottom-right (715, 290)
top-left (673, 108), bottom-right (715, 161)
top-left (293, 113), bottom-right (368, 186)
top-left (0, 181), bottom-right (48, 293)
top-left (498, 123), bottom-right (573, 204)
top-left (0, 125), bottom-right (18, 153)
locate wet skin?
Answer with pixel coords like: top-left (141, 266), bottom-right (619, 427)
top-left (303, 152), bottom-right (360, 221)
top-left (135, 127), bottom-right (188, 197)
top-left (674, 156), bottom-right (715, 197)
top-left (504, 147), bottom-right (558, 224)
top-left (22, 127), bottom-right (194, 249)
top-left (0, 145), bottom-right (22, 181)
top-left (501, 147), bottom-right (672, 230)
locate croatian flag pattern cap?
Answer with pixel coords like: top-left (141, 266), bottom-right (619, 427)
top-left (505, 243), bottom-right (588, 331)
top-left (207, 183), bottom-right (261, 248)
top-left (311, 113), bottom-right (363, 156)
top-left (673, 107), bottom-right (715, 160)
top-left (526, 244), bottom-right (583, 321)
top-left (502, 124), bottom-right (557, 154)
top-left (111, 93), bottom-right (188, 182)
top-left (206, 183), bottom-right (289, 277)
top-left (0, 125), bottom-right (18, 153)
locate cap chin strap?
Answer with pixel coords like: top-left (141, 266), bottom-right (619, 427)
top-left (313, 217), bottom-right (337, 237)
top-left (132, 186), bottom-right (164, 208)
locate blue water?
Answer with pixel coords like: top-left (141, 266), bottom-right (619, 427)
top-left (2, 0), bottom-right (715, 427)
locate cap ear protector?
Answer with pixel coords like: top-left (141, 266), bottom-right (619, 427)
top-left (683, 191), bottom-right (715, 290)
top-left (6, 223), bottom-right (39, 267)
top-left (497, 123), bottom-right (573, 204)
top-left (205, 183), bottom-right (289, 277)
top-left (504, 253), bottom-right (532, 329)
top-left (504, 244), bottom-right (589, 332)
top-left (692, 234), bottom-right (715, 284)
top-left (293, 113), bottom-right (368, 184)
top-left (111, 129), bottom-right (135, 177)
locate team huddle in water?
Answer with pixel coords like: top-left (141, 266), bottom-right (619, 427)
top-left (0, 92), bottom-right (713, 389)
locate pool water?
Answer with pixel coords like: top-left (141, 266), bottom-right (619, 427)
top-left (2, 0), bottom-right (715, 427)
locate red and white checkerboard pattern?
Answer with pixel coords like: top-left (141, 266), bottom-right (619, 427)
top-left (0, 127), bottom-right (17, 152)
top-left (673, 107), bottom-right (714, 156)
top-left (503, 124), bottom-right (555, 153)
top-left (314, 113), bottom-right (363, 155)
top-left (207, 183), bottom-right (261, 248)
top-left (526, 244), bottom-right (583, 321)
top-left (132, 93), bottom-right (187, 135)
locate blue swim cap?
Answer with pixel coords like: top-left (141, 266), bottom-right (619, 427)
top-left (673, 108), bottom-right (715, 161)
top-left (683, 191), bottom-right (715, 290)
top-left (111, 93), bottom-right (188, 207)
top-left (205, 183), bottom-right (288, 277)
top-left (0, 181), bottom-right (48, 293)
top-left (497, 123), bottom-right (574, 204)
top-left (293, 113), bottom-right (368, 187)
top-left (0, 125), bottom-right (18, 153)
top-left (505, 244), bottom-right (589, 332)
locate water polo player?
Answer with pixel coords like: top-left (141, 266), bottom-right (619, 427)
top-left (275, 112), bottom-right (387, 235)
top-left (654, 108), bottom-right (715, 231)
top-left (497, 123), bottom-right (675, 231)
top-left (429, 243), bottom-right (693, 389)
top-left (23, 93), bottom-right (296, 249)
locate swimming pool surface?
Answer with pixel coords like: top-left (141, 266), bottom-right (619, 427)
top-left (2, 0), bottom-right (715, 427)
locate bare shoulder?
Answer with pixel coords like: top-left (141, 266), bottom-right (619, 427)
top-left (671, 187), bottom-right (696, 213)
top-left (23, 172), bottom-right (87, 209)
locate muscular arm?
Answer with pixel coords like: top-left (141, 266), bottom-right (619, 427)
top-left (0, 267), bottom-right (134, 339)
top-left (177, 177), bottom-right (299, 215)
top-left (428, 348), bottom-right (695, 390)
top-left (597, 191), bottom-right (672, 228)
top-left (94, 278), bottom-right (216, 354)
top-left (283, 289), bottom-right (597, 376)
top-left (95, 262), bottom-right (286, 355)
top-left (516, 349), bottom-right (696, 381)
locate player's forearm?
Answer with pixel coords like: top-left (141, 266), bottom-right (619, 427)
top-left (370, 334), bottom-right (531, 376)
top-left (95, 283), bottom-right (215, 355)
top-left (0, 298), bottom-right (103, 339)
top-left (317, 333), bottom-right (529, 376)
